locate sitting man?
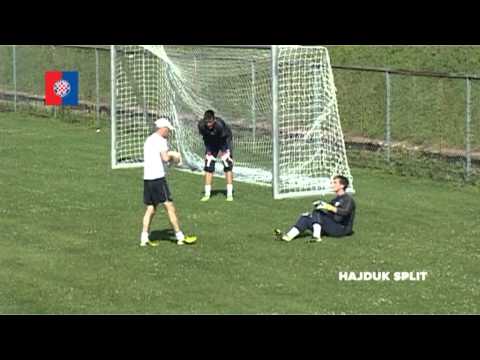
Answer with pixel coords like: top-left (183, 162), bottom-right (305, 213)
top-left (275, 175), bottom-right (356, 243)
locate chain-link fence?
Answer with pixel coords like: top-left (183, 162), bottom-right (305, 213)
top-left (0, 45), bottom-right (478, 183)
top-left (334, 66), bottom-right (479, 183)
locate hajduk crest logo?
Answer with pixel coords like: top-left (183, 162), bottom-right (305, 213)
top-left (45, 71), bottom-right (78, 106)
top-left (54, 80), bottom-right (71, 98)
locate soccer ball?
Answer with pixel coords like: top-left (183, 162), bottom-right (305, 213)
top-left (168, 151), bottom-right (182, 166)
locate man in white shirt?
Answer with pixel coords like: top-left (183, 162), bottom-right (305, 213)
top-left (141, 118), bottom-right (197, 246)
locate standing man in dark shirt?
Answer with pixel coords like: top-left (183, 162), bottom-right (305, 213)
top-left (275, 175), bottom-right (356, 242)
top-left (198, 110), bottom-right (234, 202)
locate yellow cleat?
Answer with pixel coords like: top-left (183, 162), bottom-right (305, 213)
top-left (184, 235), bottom-right (198, 244)
top-left (200, 196), bottom-right (210, 202)
top-left (226, 196), bottom-right (234, 202)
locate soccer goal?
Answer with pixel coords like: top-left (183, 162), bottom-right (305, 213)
top-left (111, 45), bottom-right (354, 199)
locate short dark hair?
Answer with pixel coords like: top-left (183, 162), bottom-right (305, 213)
top-left (204, 110), bottom-right (215, 122)
top-left (334, 175), bottom-right (349, 190)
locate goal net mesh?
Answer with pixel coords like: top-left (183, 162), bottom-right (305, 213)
top-left (112, 45), bottom-right (354, 197)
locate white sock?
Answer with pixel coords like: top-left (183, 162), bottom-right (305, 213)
top-left (227, 184), bottom-right (233, 197)
top-left (204, 185), bottom-right (211, 197)
top-left (176, 231), bottom-right (185, 241)
top-left (313, 224), bottom-right (321, 239)
top-left (286, 227), bottom-right (300, 240)
top-left (141, 231), bottom-right (149, 242)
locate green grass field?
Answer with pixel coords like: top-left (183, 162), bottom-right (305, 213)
top-left (1, 111), bottom-right (479, 314)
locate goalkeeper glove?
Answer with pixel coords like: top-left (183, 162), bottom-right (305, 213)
top-left (206, 154), bottom-right (215, 167)
top-left (220, 150), bottom-right (233, 167)
top-left (313, 200), bottom-right (336, 212)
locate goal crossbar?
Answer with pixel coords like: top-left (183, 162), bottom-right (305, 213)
top-left (111, 45), bottom-right (354, 199)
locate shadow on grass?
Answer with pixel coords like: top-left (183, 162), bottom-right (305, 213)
top-left (149, 229), bottom-right (176, 242)
top-left (273, 230), bottom-right (312, 242)
top-left (210, 189), bottom-right (227, 198)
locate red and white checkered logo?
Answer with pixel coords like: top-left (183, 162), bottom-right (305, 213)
top-left (53, 80), bottom-right (71, 98)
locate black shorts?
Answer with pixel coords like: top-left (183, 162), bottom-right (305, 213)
top-left (204, 147), bottom-right (234, 173)
top-left (143, 178), bottom-right (172, 207)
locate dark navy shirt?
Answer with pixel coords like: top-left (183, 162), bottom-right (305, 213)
top-left (198, 117), bottom-right (233, 151)
top-left (329, 193), bottom-right (356, 235)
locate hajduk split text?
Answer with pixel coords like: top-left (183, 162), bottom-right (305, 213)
top-left (338, 272), bottom-right (429, 282)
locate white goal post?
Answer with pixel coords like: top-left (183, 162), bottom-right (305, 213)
top-left (111, 45), bottom-right (354, 199)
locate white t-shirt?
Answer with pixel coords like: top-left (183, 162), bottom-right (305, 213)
top-left (143, 132), bottom-right (169, 180)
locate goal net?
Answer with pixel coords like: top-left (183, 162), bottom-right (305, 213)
top-left (111, 45), bottom-right (354, 198)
